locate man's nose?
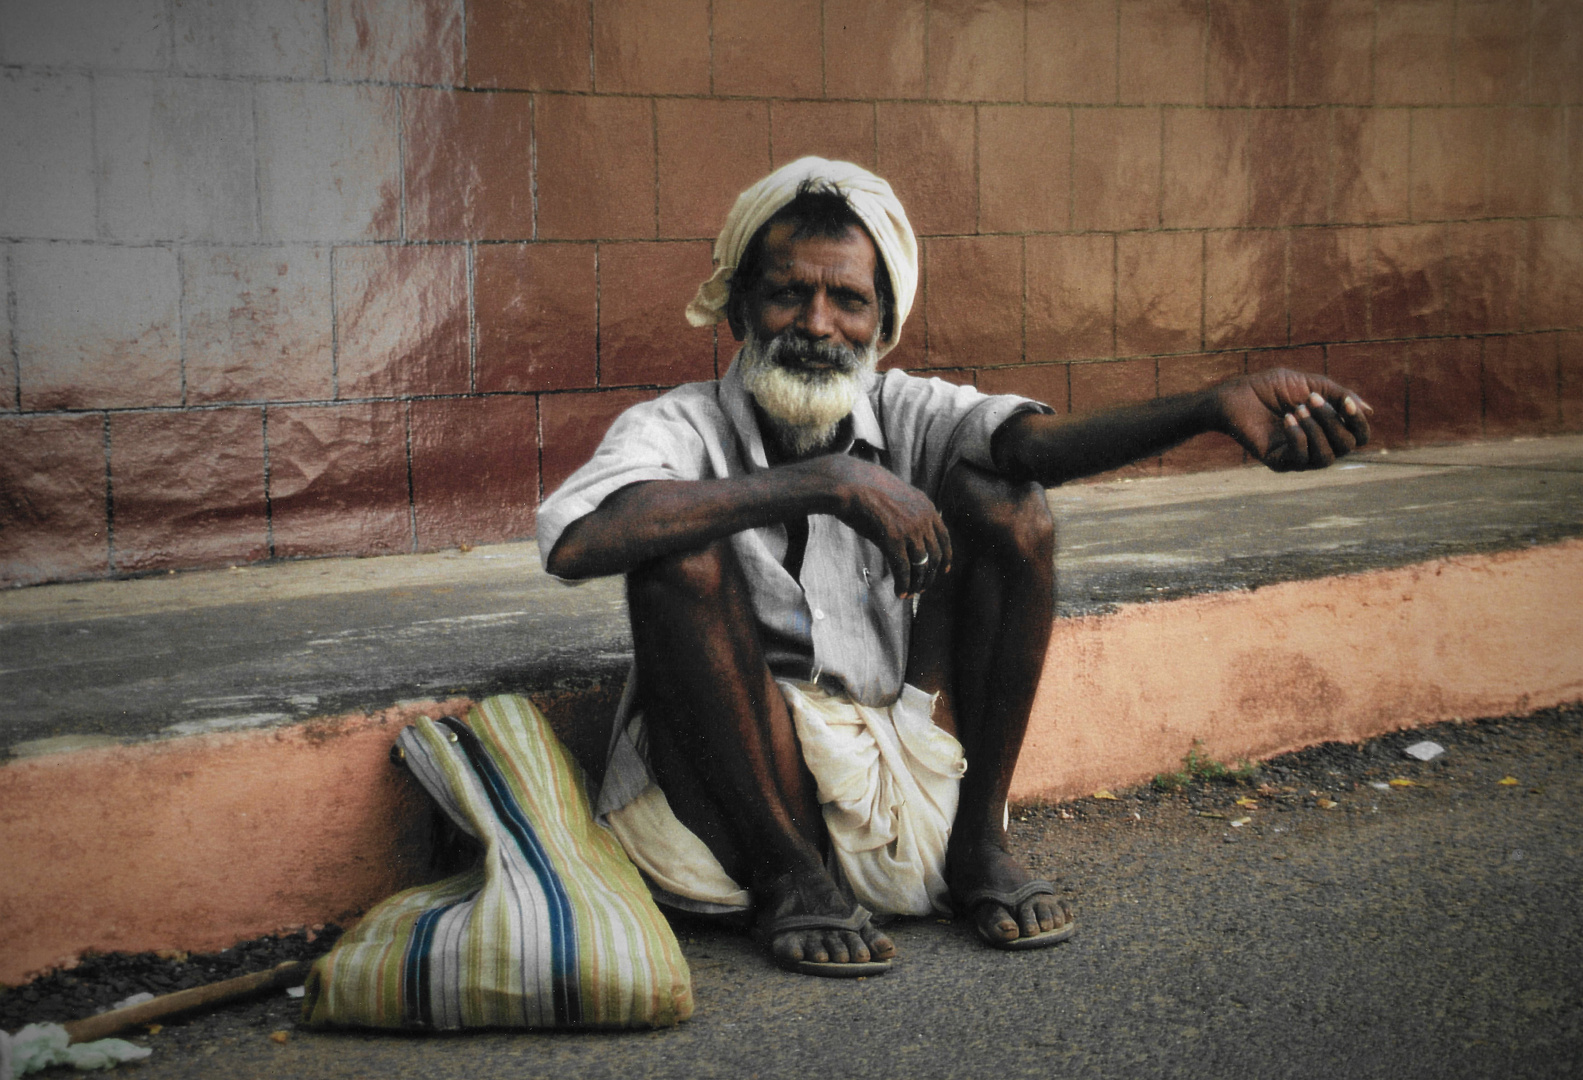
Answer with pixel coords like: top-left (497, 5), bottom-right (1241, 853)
top-left (799, 290), bottom-right (835, 339)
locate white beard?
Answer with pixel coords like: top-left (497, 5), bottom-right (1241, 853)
top-left (738, 327), bottom-right (878, 458)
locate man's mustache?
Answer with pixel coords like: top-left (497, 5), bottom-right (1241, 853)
top-left (761, 331), bottom-right (864, 376)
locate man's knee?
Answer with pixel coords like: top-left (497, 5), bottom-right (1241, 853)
top-left (626, 539), bottom-right (736, 607)
top-left (940, 462), bottom-right (1054, 568)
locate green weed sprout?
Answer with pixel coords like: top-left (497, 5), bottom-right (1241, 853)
top-left (1153, 741), bottom-right (1257, 791)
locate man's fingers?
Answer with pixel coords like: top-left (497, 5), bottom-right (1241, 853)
top-left (1340, 394), bottom-right (1372, 447)
top-left (849, 482), bottom-right (949, 597)
top-left (905, 534), bottom-right (934, 596)
top-left (1304, 393), bottom-right (1356, 458)
top-left (1311, 375), bottom-right (1373, 416)
top-left (933, 515), bottom-right (953, 578)
top-left (902, 511), bottom-right (951, 597)
top-left (1309, 378), bottom-right (1373, 448)
top-left (891, 534), bottom-right (936, 597)
top-left (1309, 389), bottom-right (1370, 453)
top-left (1246, 373), bottom-right (1374, 472)
top-left (887, 542), bottom-right (914, 598)
top-left (1267, 412), bottom-right (1305, 471)
top-left (1294, 405), bottom-right (1335, 468)
top-left (905, 541), bottom-right (932, 597)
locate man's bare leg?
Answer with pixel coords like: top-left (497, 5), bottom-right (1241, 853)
top-left (626, 539), bottom-right (896, 969)
top-left (906, 462), bottom-right (1071, 944)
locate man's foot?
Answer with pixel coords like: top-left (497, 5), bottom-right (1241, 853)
top-left (756, 866), bottom-right (897, 977)
top-left (949, 841), bottom-right (1074, 948)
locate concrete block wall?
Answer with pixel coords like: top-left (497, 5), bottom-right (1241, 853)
top-left (2, 0), bottom-right (1581, 586)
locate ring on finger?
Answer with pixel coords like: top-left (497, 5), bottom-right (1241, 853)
top-left (911, 553), bottom-right (930, 566)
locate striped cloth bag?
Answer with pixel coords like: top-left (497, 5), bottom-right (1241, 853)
top-left (302, 694), bottom-right (693, 1029)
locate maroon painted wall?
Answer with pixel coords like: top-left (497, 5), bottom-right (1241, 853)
top-left (2, 0), bottom-right (1580, 586)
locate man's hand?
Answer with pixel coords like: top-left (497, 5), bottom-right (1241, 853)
top-left (993, 367), bottom-right (1376, 487)
top-left (1213, 369), bottom-right (1372, 471)
top-left (804, 455), bottom-right (951, 598)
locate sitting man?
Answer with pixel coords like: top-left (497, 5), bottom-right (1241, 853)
top-left (537, 158), bottom-right (1371, 977)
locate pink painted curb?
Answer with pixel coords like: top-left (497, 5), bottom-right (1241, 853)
top-left (0, 700), bottom-right (472, 986)
top-left (1013, 539), bottom-right (1583, 801)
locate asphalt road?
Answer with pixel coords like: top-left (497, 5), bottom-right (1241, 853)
top-left (76, 704), bottom-right (1582, 1080)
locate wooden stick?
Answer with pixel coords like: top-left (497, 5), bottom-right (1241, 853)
top-left (61, 960), bottom-right (313, 1044)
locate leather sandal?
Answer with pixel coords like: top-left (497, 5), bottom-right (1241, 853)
top-left (759, 903), bottom-right (893, 977)
top-left (958, 880), bottom-right (1075, 950)
top-left (756, 874), bottom-right (899, 975)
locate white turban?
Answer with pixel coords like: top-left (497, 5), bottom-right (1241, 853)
top-left (685, 157), bottom-right (919, 359)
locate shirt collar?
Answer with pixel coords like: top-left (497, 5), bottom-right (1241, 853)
top-left (719, 352), bottom-right (887, 470)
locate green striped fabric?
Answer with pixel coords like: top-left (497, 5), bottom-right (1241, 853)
top-left (302, 694), bottom-right (693, 1030)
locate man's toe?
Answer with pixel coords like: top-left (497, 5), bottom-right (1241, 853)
top-left (1031, 896), bottom-right (1073, 935)
top-left (774, 928), bottom-right (888, 968)
top-left (1030, 895), bottom-right (1063, 934)
top-left (1019, 900), bottom-right (1044, 939)
top-left (773, 932), bottom-right (810, 964)
top-left (863, 926), bottom-right (897, 961)
top-left (976, 902), bottom-right (1021, 943)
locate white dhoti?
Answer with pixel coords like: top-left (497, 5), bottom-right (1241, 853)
top-left (600, 680), bottom-right (966, 918)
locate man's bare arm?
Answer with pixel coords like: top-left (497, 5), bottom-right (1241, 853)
top-left (992, 368), bottom-right (1372, 487)
top-left (545, 454), bottom-right (953, 597)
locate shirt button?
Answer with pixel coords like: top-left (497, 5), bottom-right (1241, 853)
top-left (813, 609), bottom-right (826, 620)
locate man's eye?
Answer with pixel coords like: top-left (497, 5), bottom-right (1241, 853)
top-left (834, 293), bottom-right (871, 311)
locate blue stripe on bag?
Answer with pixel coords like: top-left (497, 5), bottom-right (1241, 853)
top-left (439, 716), bottom-right (582, 1027)
top-left (403, 902), bottom-right (453, 1027)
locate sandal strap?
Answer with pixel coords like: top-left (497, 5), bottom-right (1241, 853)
top-left (765, 904), bottom-right (874, 936)
top-left (959, 880), bottom-right (1057, 911)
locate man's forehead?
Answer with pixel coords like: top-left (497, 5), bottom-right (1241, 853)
top-left (759, 222), bottom-right (877, 282)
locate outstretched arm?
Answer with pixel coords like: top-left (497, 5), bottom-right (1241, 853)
top-left (991, 368), bottom-right (1372, 487)
top-left (544, 453), bottom-right (952, 597)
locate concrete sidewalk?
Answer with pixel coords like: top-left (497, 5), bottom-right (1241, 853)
top-left (5, 436), bottom-right (1581, 756)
